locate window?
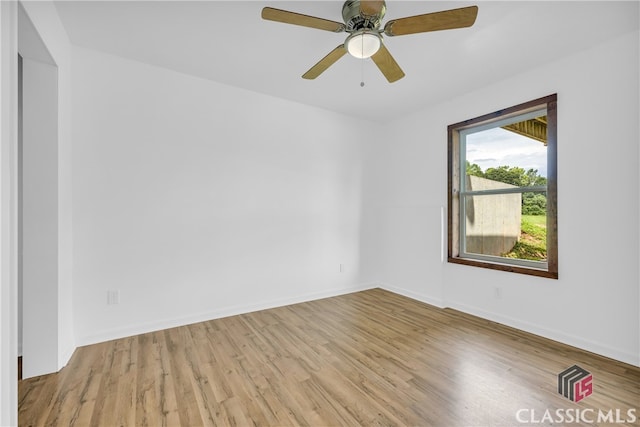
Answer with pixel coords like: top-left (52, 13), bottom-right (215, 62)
top-left (448, 94), bottom-right (557, 278)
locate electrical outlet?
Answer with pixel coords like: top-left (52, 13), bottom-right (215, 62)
top-left (107, 290), bottom-right (120, 305)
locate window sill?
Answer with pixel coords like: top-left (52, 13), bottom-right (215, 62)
top-left (448, 256), bottom-right (558, 279)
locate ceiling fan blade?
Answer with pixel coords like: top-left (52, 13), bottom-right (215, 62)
top-left (262, 7), bottom-right (346, 33)
top-left (360, 0), bottom-right (385, 17)
top-left (371, 44), bottom-right (405, 83)
top-left (384, 5), bottom-right (478, 37)
top-left (302, 45), bottom-right (347, 79)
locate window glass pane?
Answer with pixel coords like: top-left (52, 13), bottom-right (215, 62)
top-left (463, 193), bottom-right (547, 262)
top-left (465, 115), bottom-right (548, 189)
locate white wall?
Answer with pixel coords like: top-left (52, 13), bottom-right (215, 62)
top-left (364, 30), bottom-right (640, 366)
top-left (20, 56), bottom-right (59, 378)
top-left (0, 1), bottom-right (19, 424)
top-left (19, 0), bottom-right (75, 374)
top-left (71, 47), bottom-right (377, 345)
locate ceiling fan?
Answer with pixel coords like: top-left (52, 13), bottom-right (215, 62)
top-left (261, 0), bottom-right (478, 83)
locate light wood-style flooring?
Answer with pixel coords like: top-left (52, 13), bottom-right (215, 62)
top-left (19, 288), bottom-right (640, 426)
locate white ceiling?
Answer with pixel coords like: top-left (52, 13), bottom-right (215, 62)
top-left (53, 1), bottom-right (639, 122)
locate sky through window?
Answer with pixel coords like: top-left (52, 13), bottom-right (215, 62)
top-left (466, 127), bottom-right (547, 177)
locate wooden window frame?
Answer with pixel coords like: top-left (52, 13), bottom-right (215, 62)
top-left (447, 94), bottom-right (558, 279)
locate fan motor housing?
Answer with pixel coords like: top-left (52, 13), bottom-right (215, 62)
top-left (342, 0), bottom-right (386, 32)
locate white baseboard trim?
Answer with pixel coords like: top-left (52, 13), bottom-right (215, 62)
top-left (58, 342), bottom-right (76, 371)
top-left (445, 300), bottom-right (640, 368)
top-left (378, 283), bottom-right (445, 309)
top-left (77, 283), bottom-right (378, 347)
top-left (75, 283), bottom-right (639, 368)
top-left (374, 283), bottom-right (638, 367)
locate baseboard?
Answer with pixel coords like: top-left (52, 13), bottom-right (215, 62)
top-left (378, 283), bottom-right (445, 309)
top-left (58, 342), bottom-right (76, 371)
top-left (75, 283), bottom-right (639, 368)
top-left (78, 283), bottom-right (379, 347)
top-left (445, 300), bottom-right (640, 368)
top-left (375, 283), bottom-right (638, 367)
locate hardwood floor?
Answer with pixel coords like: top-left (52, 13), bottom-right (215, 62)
top-left (19, 288), bottom-right (639, 426)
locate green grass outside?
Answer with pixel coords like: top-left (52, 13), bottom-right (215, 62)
top-left (503, 215), bottom-right (547, 261)
top-left (522, 215), bottom-right (546, 228)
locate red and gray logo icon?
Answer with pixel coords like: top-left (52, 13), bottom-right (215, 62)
top-left (558, 365), bottom-right (593, 402)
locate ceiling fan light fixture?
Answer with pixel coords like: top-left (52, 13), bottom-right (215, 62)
top-left (346, 31), bottom-right (381, 59)
top-left (262, 2), bottom-right (479, 82)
